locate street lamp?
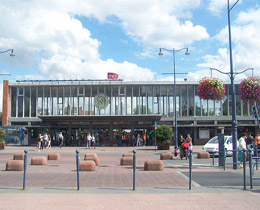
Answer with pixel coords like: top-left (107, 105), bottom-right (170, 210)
top-left (210, 67), bottom-right (253, 168)
top-left (158, 47), bottom-right (189, 147)
top-left (227, 0), bottom-right (240, 169)
top-left (0, 49), bottom-right (15, 57)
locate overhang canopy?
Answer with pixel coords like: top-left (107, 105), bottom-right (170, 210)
top-left (38, 115), bottom-right (162, 123)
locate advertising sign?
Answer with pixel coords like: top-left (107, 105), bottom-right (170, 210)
top-left (107, 72), bottom-right (119, 79)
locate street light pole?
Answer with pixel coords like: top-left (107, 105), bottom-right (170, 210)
top-left (228, 0), bottom-right (240, 169)
top-left (158, 48), bottom-right (189, 147)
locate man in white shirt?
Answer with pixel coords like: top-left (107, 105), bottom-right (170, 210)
top-left (86, 133), bottom-right (91, 149)
top-left (238, 133), bottom-right (247, 167)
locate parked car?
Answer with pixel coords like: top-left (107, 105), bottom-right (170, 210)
top-left (202, 136), bottom-right (237, 156)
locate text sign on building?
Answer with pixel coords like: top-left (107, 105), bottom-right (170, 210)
top-left (107, 72), bottom-right (119, 80)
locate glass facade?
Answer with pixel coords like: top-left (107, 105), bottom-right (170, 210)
top-left (9, 82), bottom-right (251, 118)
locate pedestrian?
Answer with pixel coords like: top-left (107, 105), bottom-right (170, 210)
top-left (142, 133), bottom-right (146, 146)
top-left (43, 133), bottom-right (48, 148)
top-left (246, 132), bottom-right (254, 149)
top-left (179, 134), bottom-right (185, 158)
top-left (91, 134), bottom-right (96, 149)
top-left (174, 146), bottom-right (178, 159)
top-left (47, 134), bottom-right (51, 148)
top-left (186, 134), bottom-right (192, 150)
top-left (136, 133), bottom-right (141, 146)
top-left (238, 133), bottom-right (247, 168)
top-left (58, 132), bottom-right (64, 148)
top-left (132, 134), bottom-right (136, 146)
top-left (86, 133), bottom-right (91, 149)
top-left (36, 134), bottom-right (42, 151)
top-left (125, 134), bottom-right (129, 146)
top-left (255, 133), bottom-right (260, 149)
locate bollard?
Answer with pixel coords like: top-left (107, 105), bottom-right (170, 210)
top-left (242, 149), bottom-right (246, 190)
top-left (255, 146), bottom-right (258, 171)
top-left (212, 152), bottom-right (215, 166)
top-left (133, 150), bottom-right (136, 191)
top-left (249, 149), bottom-right (253, 189)
top-left (76, 149), bottom-right (80, 191)
top-left (23, 150), bottom-right (28, 190)
top-left (223, 150), bottom-right (226, 171)
top-left (189, 149), bottom-right (192, 190)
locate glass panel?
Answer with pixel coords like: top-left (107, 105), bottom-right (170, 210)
top-left (243, 101), bottom-right (248, 116)
top-left (44, 87), bottom-right (50, 115)
top-left (18, 96), bottom-right (23, 117)
top-left (161, 86), bottom-right (167, 116)
top-left (64, 87), bottom-right (70, 115)
top-left (11, 87), bottom-right (17, 117)
top-left (168, 85), bottom-right (174, 117)
top-left (201, 100), bottom-right (208, 116)
top-left (79, 96), bottom-right (84, 115)
top-left (24, 87), bottom-right (30, 117)
top-left (140, 86), bottom-right (146, 114)
top-left (147, 86), bottom-right (153, 115)
top-left (85, 86), bottom-right (90, 115)
top-left (104, 86), bottom-right (111, 115)
top-left (215, 100), bottom-right (221, 116)
top-left (51, 87), bottom-right (57, 115)
top-left (208, 100), bottom-right (214, 116)
top-left (38, 87), bottom-right (43, 115)
top-left (92, 86), bottom-right (97, 115)
top-left (31, 87), bottom-right (36, 117)
top-left (195, 87), bottom-right (201, 116)
top-left (78, 87), bottom-right (84, 95)
top-left (188, 86), bottom-right (194, 116)
top-left (133, 86), bottom-right (139, 115)
top-left (58, 87), bottom-right (63, 115)
top-left (181, 86), bottom-right (187, 116)
top-left (98, 86), bottom-right (104, 94)
top-left (176, 86), bottom-right (180, 117)
top-left (153, 86), bottom-right (159, 114)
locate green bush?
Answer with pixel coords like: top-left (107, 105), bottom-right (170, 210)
top-left (0, 128), bottom-right (6, 140)
top-left (149, 124), bottom-right (173, 144)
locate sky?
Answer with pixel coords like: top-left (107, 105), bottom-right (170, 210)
top-left (0, 0), bottom-right (259, 109)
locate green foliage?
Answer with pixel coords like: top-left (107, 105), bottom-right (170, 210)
top-left (149, 124), bottom-right (173, 144)
top-left (0, 128), bottom-right (6, 140)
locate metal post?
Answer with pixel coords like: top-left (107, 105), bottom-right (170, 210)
top-left (255, 145), bottom-right (258, 170)
top-left (223, 149), bottom-right (226, 171)
top-left (212, 152), bottom-right (215, 166)
top-left (23, 150), bottom-right (28, 190)
top-left (154, 122), bottom-right (157, 152)
top-left (173, 49), bottom-right (178, 147)
top-left (249, 149), bottom-right (253, 189)
top-left (133, 150), bottom-right (136, 191)
top-left (76, 149), bottom-right (80, 191)
top-left (189, 149), bottom-right (192, 190)
top-left (228, 0), bottom-right (239, 169)
top-left (243, 149), bottom-right (246, 190)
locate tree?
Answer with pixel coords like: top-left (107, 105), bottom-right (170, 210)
top-left (149, 124), bottom-right (173, 144)
top-left (0, 128), bottom-right (6, 140)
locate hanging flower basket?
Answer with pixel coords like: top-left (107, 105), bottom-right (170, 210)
top-left (239, 76), bottom-right (260, 102)
top-left (197, 77), bottom-right (225, 101)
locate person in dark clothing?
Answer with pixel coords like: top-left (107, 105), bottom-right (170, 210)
top-left (246, 132), bottom-right (254, 149)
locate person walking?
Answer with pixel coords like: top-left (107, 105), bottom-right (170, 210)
top-left (47, 134), bottom-right (51, 148)
top-left (186, 134), bottom-right (192, 150)
top-left (132, 134), bottom-right (136, 146)
top-left (238, 133), bottom-right (247, 168)
top-left (58, 132), bottom-right (64, 148)
top-left (37, 134), bottom-right (42, 151)
top-left (43, 133), bottom-right (48, 148)
top-left (136, 133), bottom-right (141, 146)
top-left (86, 133), bottom-right (91, 149)
top-left (179, 134), bottom-right (185, 158)
top-left (91, 134), bottom-right (96, 149)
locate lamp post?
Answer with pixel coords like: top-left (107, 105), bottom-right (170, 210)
top-left (158, 47), bottom-right (189, 147)
top-left (0, 49), bottom-right (15, 57)
top-left (210, 67), bottom-right (253, 169)
top-left (227, 0), bottom-right (240, 169)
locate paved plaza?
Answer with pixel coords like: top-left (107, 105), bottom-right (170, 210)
top-left (0, 145), bottom-right (260, 210)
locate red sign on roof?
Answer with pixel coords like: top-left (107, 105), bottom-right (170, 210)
top-left (107, 72), bottom-right (119, 79)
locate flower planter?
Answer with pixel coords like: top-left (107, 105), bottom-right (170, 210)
top-left (239, 77), bottom-right (260, 102)
top-left (0, 142), bottom-right (5, 150)
top-left (198, 77), bottom-right (225, 101)
top-left (157, 143), bottom-right (170, 150)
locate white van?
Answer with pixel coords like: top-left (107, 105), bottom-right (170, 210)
top-left (202, 136), bottom-right (237, 156)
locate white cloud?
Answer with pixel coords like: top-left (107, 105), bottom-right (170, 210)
top-left (208, 0), bottom-right (242, 16)
top-left (196, 7), bottom-right (260, 81)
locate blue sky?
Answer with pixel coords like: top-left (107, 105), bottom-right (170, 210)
top-left (0, 0), bottom-right (259, 85)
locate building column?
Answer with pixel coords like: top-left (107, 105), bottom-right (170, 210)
top-left (2, 81), bottom-right (9, 125)
top-left (194, 127), bottom-right (197, 145)
top-left (110, 123), bottom-right (113, 143)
